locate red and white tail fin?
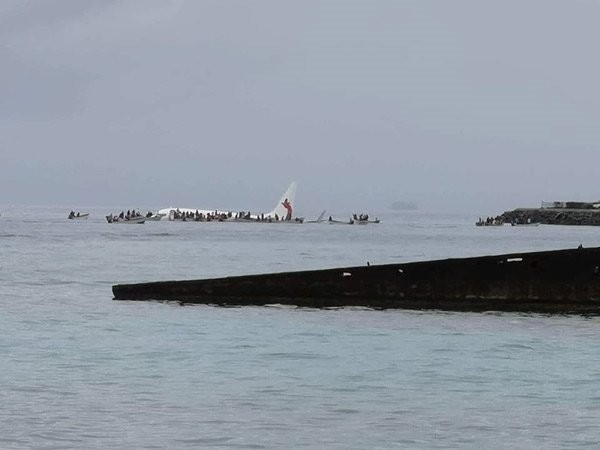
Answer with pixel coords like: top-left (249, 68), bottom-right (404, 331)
top-left (267, 181), bottom-right (297, 219)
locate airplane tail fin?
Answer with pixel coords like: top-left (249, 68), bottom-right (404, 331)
top-left (267, 181), bottom-right (297, 219)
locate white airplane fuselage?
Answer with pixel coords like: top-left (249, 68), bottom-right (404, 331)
top-left (158, 182), bottom-right (298, 221)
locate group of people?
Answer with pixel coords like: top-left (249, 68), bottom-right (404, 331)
top-left (170, 209), bottom-right (233, 222)
top-left (511, 217), bottom-right (534, 225)
top-left (326, 213), bottom-right (379, 224)
top-left (68, 211), bottom-right (84, 219)
top-left (476, 216), bottom-right (504, 226)
top-left (233, 211), bottom-right (299, 222)
top-left (169, 209), bottom-right (300, 223)
top-left (105, 209), bottom-right (146, 223)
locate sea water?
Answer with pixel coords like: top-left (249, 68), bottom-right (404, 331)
top-left (1, 205), bottom-right (600, 449)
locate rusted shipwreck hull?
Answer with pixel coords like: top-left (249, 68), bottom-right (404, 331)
top-left (112, 247), bottom-right (600, 313)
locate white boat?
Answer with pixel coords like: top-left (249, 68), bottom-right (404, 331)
top-left (351, 214), bottom-right (379, 224)
top-left (106, 214), bottom-right (146, 224)
top-left (68, 212), bottom-right (89, 220)
top-left (144, 213), bottom-right (166, 221)
top-left (511, 222), bottom-right (540, 227)
top-left (350, 214), bottom-right (379, 225)
top-left (327, 217), bottom-right (354, 225)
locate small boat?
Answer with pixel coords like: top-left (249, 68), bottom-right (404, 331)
top-left (511, 222), bottom-right (540, 227)
top-left (144, 213), bottom-right (166, 221)
top-left (68, 212), bottom-right (89, 220)
top-left (475, 221), bottom-right (504, 227)
top-left (351, 214), bottom-right (378, 224)
top-left (328, 217), bottom-right (354, 225)
top-left (106, 214), bottom-right (145, 224)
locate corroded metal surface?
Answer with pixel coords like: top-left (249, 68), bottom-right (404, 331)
top-left (112, 247), bottom-right (600, 313)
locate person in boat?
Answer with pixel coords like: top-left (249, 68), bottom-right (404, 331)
top-left (69, 211), bottom-right (75, 219)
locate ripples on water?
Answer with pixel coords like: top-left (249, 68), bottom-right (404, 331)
top-left (1, 206), bottom-right (600, 448)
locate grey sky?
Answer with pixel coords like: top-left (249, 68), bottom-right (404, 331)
top-left (2, 0), bottom-right (599, 214)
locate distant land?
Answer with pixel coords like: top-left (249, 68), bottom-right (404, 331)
top-left (389, 201), bottom-right (418, 211)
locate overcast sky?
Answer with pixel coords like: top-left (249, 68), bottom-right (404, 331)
top-left (2, 0), bottom-right (600, 214)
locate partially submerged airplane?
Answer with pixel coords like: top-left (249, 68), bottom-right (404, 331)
top-left (158, 181), bottom-right (302, 222)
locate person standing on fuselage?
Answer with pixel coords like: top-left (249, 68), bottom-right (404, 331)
top-left (282, 198), bottom-right (293, 221)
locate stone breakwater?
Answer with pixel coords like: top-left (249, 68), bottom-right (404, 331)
top-left (500, 208), bottom-right (600, 226)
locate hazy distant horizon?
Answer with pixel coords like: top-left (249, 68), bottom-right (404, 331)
top-left (3, 1), bottom-right (600, 215)
top-left (2, 192), bottom-right (593, 218)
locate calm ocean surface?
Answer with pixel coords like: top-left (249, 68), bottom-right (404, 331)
top-left (1, 205), bottom-right (600, 449)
